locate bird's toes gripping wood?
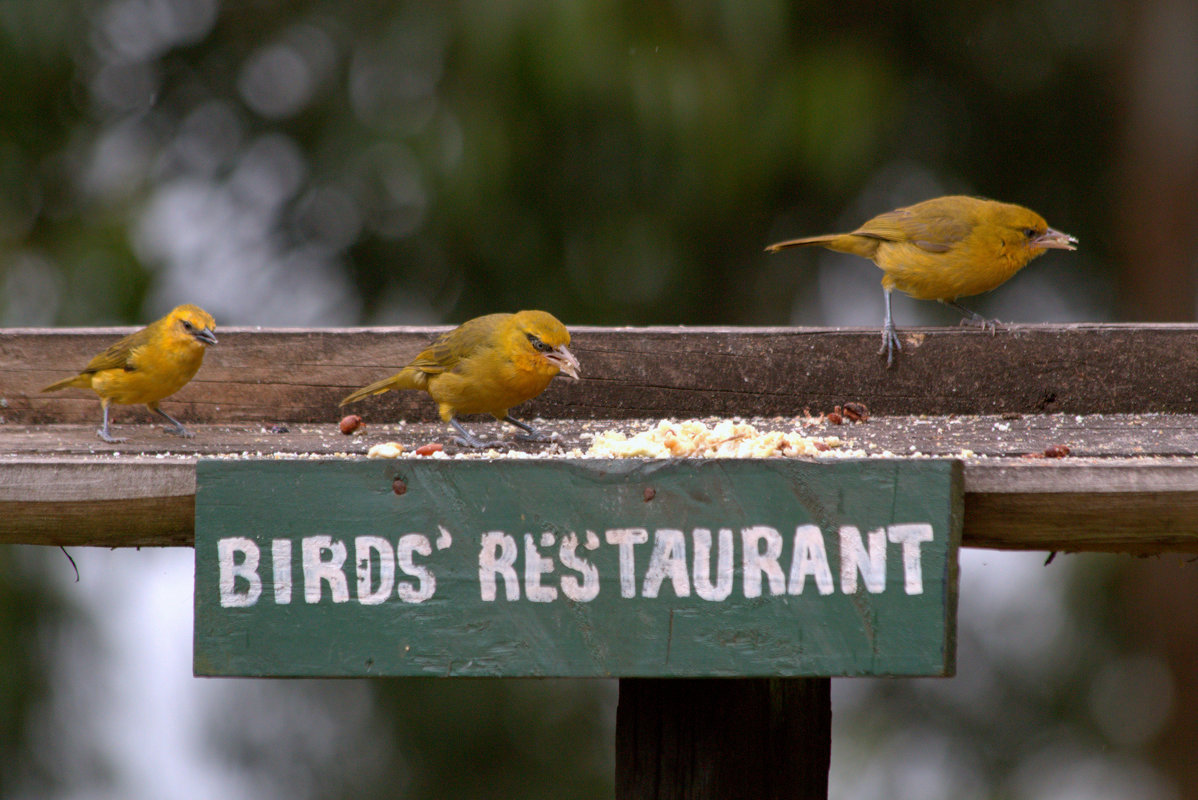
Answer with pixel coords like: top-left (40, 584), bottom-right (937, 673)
top-left (514, 428), bottom-right (558, 444)
top-left (947, 301), bottom-right (1002, 335)
top-left (97, 429), bottom-right (127, 444)
top-left (449, 417), bottom-right (507, 450)
top-left (878, 326), bottom-right (902, 368)
top-left (452, 435), bottom-right (507, 451)
top-left (958, 315), bottom-right (1002, 335)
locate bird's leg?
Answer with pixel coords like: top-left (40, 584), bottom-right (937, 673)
top-left (879, 288), bottom-right (902, 368)
top-left (450, 417), bottom-right (505, 450)
top-left (504, 415), bottom-right (557, 443)
top-left (945, 300), bottom-right (1000, 334)
top-left (97, 401), bottom-right (127, 443)
top-left (151, 405), bottom-right (195, 438)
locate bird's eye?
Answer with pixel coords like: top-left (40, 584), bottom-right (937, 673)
top-left (526, 333), bottom-right (551, 352)
top-left (1023, 228), bottom-right (1039, 239)
top-left (181, 320), bottom-right (194, 331)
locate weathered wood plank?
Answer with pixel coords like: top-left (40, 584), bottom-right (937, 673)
top-left (5, 453), bottom-right (1198, 552)
top-left (616, 678), bottom-right (831, 800)
top-left (4, 497), bottom-right (195, 547)
top-left (965, 491), bottom-right (1198, 555)
top-left (6, 325), bottom-right (1198, 553)
top-left (7, 324), bottom-right (1198, 424)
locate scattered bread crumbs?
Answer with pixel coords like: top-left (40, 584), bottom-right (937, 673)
top-left (586, 419), bottom-right (860, 459)
top-left (367, 442), bottom-right (404, 459)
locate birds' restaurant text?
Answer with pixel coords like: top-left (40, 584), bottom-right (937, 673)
top-left (215, 524), bottom-right (935, 607)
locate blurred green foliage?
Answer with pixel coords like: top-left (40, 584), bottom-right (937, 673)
top-left (3, 0), bottom-right (1193, 797)
top-left (0, 0), bottom-right (1120, 329)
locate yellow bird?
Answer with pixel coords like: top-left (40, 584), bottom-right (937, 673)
top-left (766, 195), bottom-right (1077, 365)
top-left (341, 310), bottom-right (581, 448)
top-left (42, 304), bottom-right (217, 442)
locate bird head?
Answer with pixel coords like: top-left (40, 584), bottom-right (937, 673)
top-left (169, 304), bottom-right (218, 346)
top-left (1002, 206), bottom-right (1078, 257)
top-left (511, 310), bottom-right (580, 379)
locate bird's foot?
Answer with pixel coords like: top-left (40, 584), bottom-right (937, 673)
top-left (514, 429), bottom-right (558, 444)
top-left (163, 424), bottom-right (196, 438)
top-left (97, 429), bottom-right (127, 444)
top-left (878, 325), bottom-right (902, 368)
top-left (453, 435), bottom-right (506, 450)
top-left (946, 301), bottom-right (1001, 335)
top-left (504, 415), bottom-right (558, 444)
top-left (959, 313), bottom-right (1002, 335)
top-left (450, 418), bottom-right (506, 449)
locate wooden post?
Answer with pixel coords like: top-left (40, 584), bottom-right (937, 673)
top-left (616, 677), bottom-right (832, 800)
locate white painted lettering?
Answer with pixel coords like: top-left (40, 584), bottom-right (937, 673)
top-left (479, 531), bottom-right (519, 601)
top-left (693, 528), bottom-right (733, 601)
top-left (271, 538), bottom-right (292, 605)
top-left (397, 534), bottom-right (435, 603)
top-left (788, 525), bottom-right (834, 595)
top-left (524, 533), bottom-right (558, 602)
top-left (742, 526), bottom-right (785, 598)
top-left (354, 536), bottom-right (395, 605)
top-left (302, 536), bottom-right (350, 603)
top-left (642, 529), bottom-right (690, 598)
top-left (605, 528), bottom-right (649, 598)
top-left (218, 537), bottom-right (262, 608)
top-left (887, 523), bottom-right (934, 595)
top-left (560, 531), bottom-right (600, 601)
top-left (840, 526), bottom-right (886, 594)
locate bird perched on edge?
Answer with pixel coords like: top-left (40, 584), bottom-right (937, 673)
top-left (42, 304), bottom-right (218, 442)
top-left (340, 310), bottom-right (581, 448)
top-left (766, 195), bottom-right (1078, 366)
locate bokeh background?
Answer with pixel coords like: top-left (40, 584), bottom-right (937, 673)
top-left (3, 1), bottom-right (1198, 797)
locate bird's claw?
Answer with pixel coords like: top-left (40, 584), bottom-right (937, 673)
top-left (959, 314), bottom-right (1001, 335)
top-left (97, 430), bottom-right (127, 444)
top-left (453, 436), bottom-right (506, 450)
top-left (515, 429), bottom-right (558, 443)
top-left (164, 426), bottom-right (196, 438)
top-left (878, 326), bottom-right (902, 368)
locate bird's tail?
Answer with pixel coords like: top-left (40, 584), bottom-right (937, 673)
top-left (41, 374), bottom-right (90, 393)
top-left (339, 369), bottom-right (424, 406)
top-left (764, 234), bottom-right (841, 253)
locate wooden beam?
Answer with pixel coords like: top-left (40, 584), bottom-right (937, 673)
top-left (6, 325), bottom-right (1198, 552)
top-left (0, 459), bottom-right (194, 546)
top-left (8, 323), bottom-right (1198, 424)
top-left (4, 453), bottom-right (1198, 552)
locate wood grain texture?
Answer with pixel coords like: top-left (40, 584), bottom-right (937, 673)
top-left (6, 325), bottom-right (1198, 552)
top-left (9, 323), bottom-right (1198, 424)
top-left (5, 453), bottom-right (1198, 551)
top-left (616, 678), bottom-right (831, 800)
top-left (4, 497), bottom-right (195, 547)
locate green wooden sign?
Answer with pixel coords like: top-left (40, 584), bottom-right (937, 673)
top-left (194, 458), bottom-right (961, 678)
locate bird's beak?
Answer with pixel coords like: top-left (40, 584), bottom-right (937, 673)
top-left (194, 328), bottom-right (218, 345)
top-left (545, 345), bottom-right (580, 379)
top-left (1033, 228), bottom-right (1078, 251)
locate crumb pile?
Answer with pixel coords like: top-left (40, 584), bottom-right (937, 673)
top-left (585, 419), bottom-right (855, 459)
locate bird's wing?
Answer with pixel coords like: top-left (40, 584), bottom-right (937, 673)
top-left (407, 316), bottom-right (500, 374)
top-left (853, 208), bottom-right (972, 253)
top-left (79, 326), bottom-right (155, 373)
